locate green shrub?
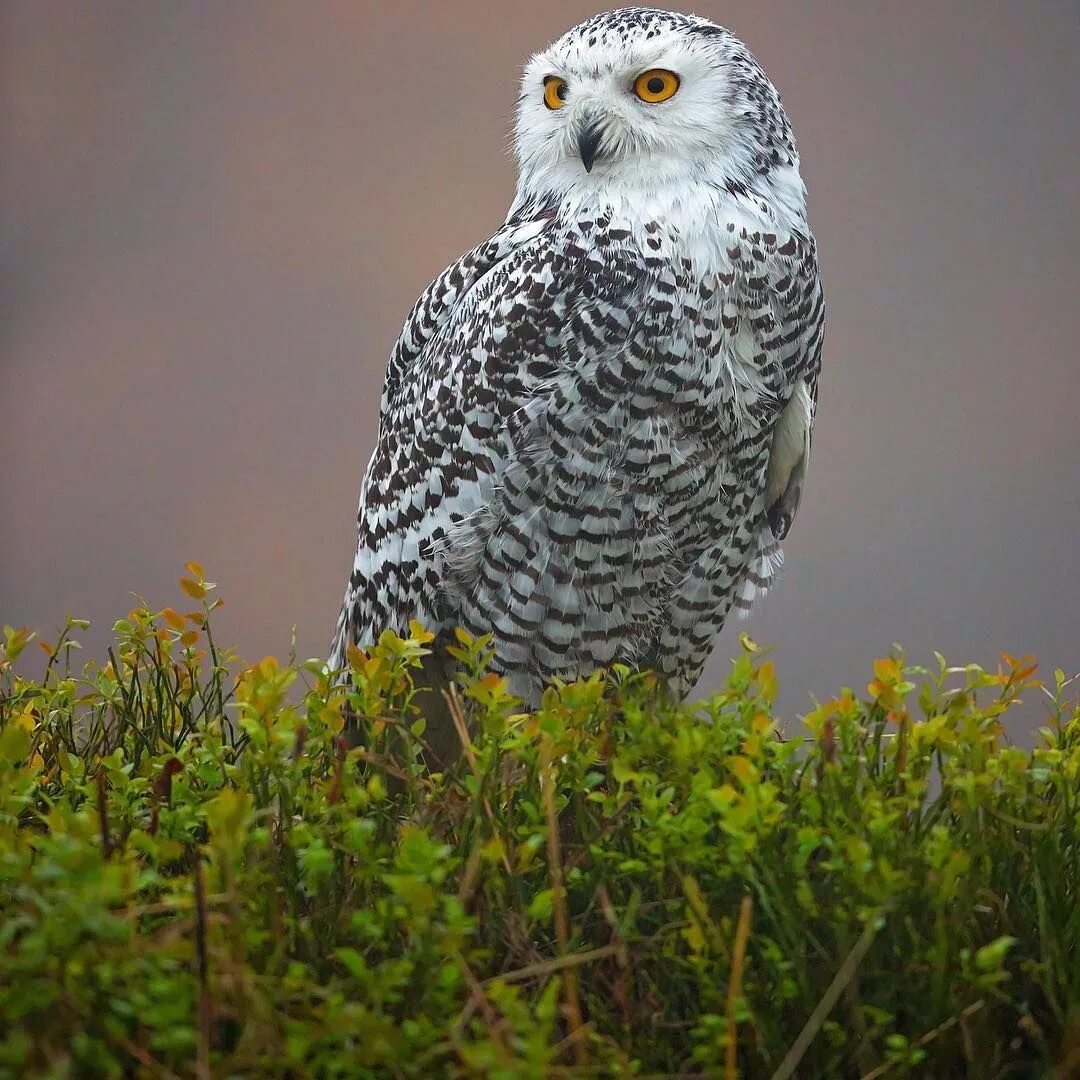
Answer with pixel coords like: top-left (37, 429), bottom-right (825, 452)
top-left (1, 567), bottom-right (1077, 1078)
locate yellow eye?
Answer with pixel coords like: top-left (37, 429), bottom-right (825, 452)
top-left (543, 75), bottom-right (568, 110)
top-left (633, 69), bottom-right (680, 104)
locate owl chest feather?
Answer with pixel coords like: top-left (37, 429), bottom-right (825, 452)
top-left (434, 207), bottom-right (780, 684)
top-left (531, 202), bottom-right (779, 498)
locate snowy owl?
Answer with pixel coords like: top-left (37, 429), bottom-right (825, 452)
top-left (331, 7), bottom-right (824, 710)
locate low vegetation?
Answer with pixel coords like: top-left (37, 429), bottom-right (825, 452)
top-left (1, 566), bottom-right (1077, 1078)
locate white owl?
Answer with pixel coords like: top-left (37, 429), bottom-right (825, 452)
top-left (331, 7), bottom-right (823, 710)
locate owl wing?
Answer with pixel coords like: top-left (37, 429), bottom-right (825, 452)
top-left (331, 214), bottom-right (552, 668)
top-left (735, 227), bottom-right (825, 613)
top-left (377, 216), bottom-right (554, 420)
top-left (330, 212), bottom-right (653, 677)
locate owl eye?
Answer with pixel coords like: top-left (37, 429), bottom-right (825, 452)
top-left (543, 75), bottom-right (568, 110)
top-left (633, 69), bottom-right (680, 104)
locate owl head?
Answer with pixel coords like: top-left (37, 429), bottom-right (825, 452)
top-left (512, 8), bottom-right (802, 213)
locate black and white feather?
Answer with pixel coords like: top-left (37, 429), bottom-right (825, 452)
top-left (331, 7), bottom-right (824, 704)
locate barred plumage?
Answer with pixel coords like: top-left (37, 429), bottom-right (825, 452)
top-left (331, 7), bottom-right (824, 705)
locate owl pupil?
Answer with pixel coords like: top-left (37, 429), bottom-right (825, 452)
top-left (556, 83), bottom-right (568, 100)
top-left (647, 76), bottom-right (665, 94)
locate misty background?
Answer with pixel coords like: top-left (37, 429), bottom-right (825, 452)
top-left (2, 1), bottom-right (1078, 732)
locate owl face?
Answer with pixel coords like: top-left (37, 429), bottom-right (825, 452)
top-left (513, 8), bottom-right (796, 205)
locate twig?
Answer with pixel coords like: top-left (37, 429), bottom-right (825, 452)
top-left (115, 1034), bottom-right (185, 1080)
top-left (457, 844), bottom-right (484, 908)
top-left (595, 882), bottom-right (631, 1025)
top-left (445, 683), bottom-right (514, 877)
top-left (541, 740), bottom-right (587, 1067)
top-left (149, 756), bottom-right (183, 836)
top-left (123, 894), bottom-right (228, 918)
top-left (595, 883), bottom-right (629, 968)
top-left (859, 999), bottom-right (986, 1080)
top-left (453, 951), bottom-right (513, 1059)
top-left (96, 770), bottom-right (111, 857)
top-left (548, 1021), bottom-right (598, 1065)
top-left (192, 850), bottom-right (211, 1080)
top-left (983, 805), bottom-right (1051, 832)
top-left (486, 944), bottom-right (623, 987)
top-left (352, 746), bottom-right (421, 785)
top-left (725, 895), bottom-right (753, 1079)
top-left (446, 681), bottom-right (479, 771)
top-left (326, 735), bottom-right (346, 804)
top-left (771, 917), bottom-right (880, 1080)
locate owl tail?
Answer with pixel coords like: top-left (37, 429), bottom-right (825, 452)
top-left (734, 527), bottom-right (784, 617)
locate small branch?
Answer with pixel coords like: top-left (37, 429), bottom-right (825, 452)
top-left (446, 681), bottom-right (478, 771)
top-left (541, 740), bottom-right (587, 1067)
top-left (445, 683), bottom-right (514, 878)
top-left (351, 746), bottom-right (420, 786)
top-left (123, 894), bottom-right (228, 918)
top-left (859, 999), bottom-right (986, 1080)
top-left (115, 1034), bottom-right (185, 1080)
top-left (96, 771), bottom-right (111, 858)
top-left (192, 850), bottom-right (211, 1080)
top-left (326, 735), bottom-right (346, 804)
top-left (771, 917), bottom-right (880, 1080)
top-left (596, 881), bottom-right (629, 968)
top-left (453, 951), bottom-right (513, 1058)
top-left (486, 944), bottom-right (623, 987)
top-left (725, 895), bottom-right (753, 1079)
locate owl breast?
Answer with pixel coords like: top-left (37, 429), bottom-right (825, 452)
top-left (436, 207), bottom-right (776, 701)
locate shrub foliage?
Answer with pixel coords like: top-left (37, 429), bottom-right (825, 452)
top-left (1, 567), bottom-right (1078, 1078)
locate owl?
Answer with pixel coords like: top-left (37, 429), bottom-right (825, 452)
top-left (331, 7), bottom-right (823, 711)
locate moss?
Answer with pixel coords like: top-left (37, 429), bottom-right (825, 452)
top-left (1, 569), bottom-right (1077, 1077)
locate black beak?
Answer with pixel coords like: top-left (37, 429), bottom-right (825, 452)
top-left (577, 121), bottom-right (605, 173)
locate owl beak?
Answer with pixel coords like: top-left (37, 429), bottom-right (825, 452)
top-left (577, 120), bottom-right (605, 173)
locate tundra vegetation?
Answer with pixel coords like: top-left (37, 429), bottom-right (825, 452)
top-left (1, 566), bottom-right (1077, 1078)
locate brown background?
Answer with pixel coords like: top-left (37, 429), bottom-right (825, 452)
top-left (3, 1), bottom-right (1078, 730)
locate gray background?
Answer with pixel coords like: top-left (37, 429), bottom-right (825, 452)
top-left (3, 1), bottom-right (1078, 731)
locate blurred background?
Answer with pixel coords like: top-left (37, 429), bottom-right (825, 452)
top-left (3, 1), bottom-right (1078, 732)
